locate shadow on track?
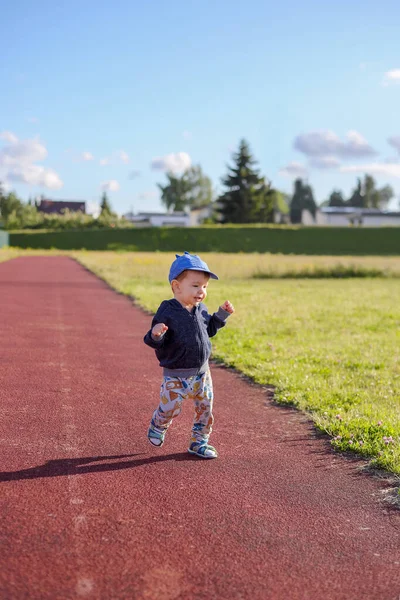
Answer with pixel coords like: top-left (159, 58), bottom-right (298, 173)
top-left (0, 452), bottom-right (194, 482)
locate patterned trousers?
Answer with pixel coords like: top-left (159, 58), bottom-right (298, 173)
top-left (151, 370), bottom-right (214, 445)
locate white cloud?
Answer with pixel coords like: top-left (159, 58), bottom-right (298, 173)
top-left (0, 134), bottom-right (47, 164)
top-left (7, 165), bottom-right (63, 188)
top-left (309, 156), bottom-right (341, 169)
top-left (183, 130), bottom-right (192, 140)
top-left (101, 179), bottom-right (120, 192)
top-left (151, 152), bottom-right (191, 173)
top-left (119, 150), bottom-right (129, 164)
top-left (383, 69), bottom-right (400, 85)
top-left (294, 130), bottom-right (377, 159)
top-left (278, 162), bottom-right (308, 178)
top-left (81, 151), bottom-right (94, 161)
top-left (0, 131), bottom-right (63, 190)
top-left (340, 163), bottom-right (400, 178)
top-left (1, 131), bottom-right (19, 144)
top-left (99, 158), bottom-right (109, 166)
top-left (346, 130), bottom-right (368, 146)
top-left (388, 136), bottom-right (400, 154)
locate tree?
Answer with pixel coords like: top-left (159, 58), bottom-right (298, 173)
top-left (158, 173), bottom-right (191, 212)
top-left (181, 166), bottom-right (213, 209)
top-left (5, 203), bottom-right (42, 229)
top-left (362, 175), bottom-right (393, 209)
top-left (378, 185), bottom-right (394, 210)
top-left (347, 179), bottom-right (363, 208)
top-left (328, 190), bottom-right (346, 207)
top-left (217, 139), bottom-right (274, 223)
top-left (363, 175), bottom-right (376, 208)
top-left (289, 178), bottom-right (317, 224)
top-left (347, 175), bottom-right (394, 209)
top-left (271, 190), bottom-right (289, 215)
top-left (0, 190), bottom-right (23, 222)
top-left (158, 165), bottom-right (213, 212)
top-left (100, 191), bottom-right (113, 216)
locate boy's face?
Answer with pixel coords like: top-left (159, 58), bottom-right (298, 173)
top-left (172, 270), bottom-right (210, 309)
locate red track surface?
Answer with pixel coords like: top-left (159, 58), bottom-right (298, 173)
top-left (0, 256), bottom-right (399, 600)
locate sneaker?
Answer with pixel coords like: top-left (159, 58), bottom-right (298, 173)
top-left (147, 422), bottom-right (166, 447)
top-left (188, 441), bottom-right (218, 459)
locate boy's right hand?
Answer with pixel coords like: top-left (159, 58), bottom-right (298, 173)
top-left (152, 323), bottom-right (168, 337)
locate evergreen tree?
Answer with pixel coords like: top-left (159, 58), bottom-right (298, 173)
top-left (347, 179), bottom-right (363, 208)
top-left (289, 179), bottom-right (317, 223)
top-left (217, 139), bottom-right (274, 223)
top-left (100, 191), bottom-right (113, 216)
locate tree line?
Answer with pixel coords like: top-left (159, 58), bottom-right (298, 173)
top-left (0, 138), bottom-right (396, 230)
top-left (159, 139), bottom-right (395, 224)
top-left (0, 186), bottom-right (129, 230)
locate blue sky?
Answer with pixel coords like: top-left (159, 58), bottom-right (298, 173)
top-left (1, 0), bottom-right (400, 215)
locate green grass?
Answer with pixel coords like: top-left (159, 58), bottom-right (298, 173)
top-left (72, 251), bottom-right (400, 475)
top-left (2, 249), bottom-right (400, 476)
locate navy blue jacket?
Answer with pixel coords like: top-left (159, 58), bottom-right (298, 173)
top-left (143, 299), bottom-right (229, 375)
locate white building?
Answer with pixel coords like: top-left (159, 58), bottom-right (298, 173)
top-left (302, 207), bottom-right (400, 227)
top-left (123, 211), bottom-right (191, 227)
top-left (123, 205), bottom-right (215, 227)
top-left (189, 205), bottom-right (215, 226)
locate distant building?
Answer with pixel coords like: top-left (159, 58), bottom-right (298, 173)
top-left (189, 205), bottom-right (215, 226)
top-left (123, 204), bottom-right (219, 228)
top-left (123, 211), bottom-right (191, 227)
top-left (302, 207), bottom-right (400, 227)
top-left (38, 200), bottom-right (86, 214)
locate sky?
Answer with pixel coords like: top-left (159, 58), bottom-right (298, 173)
top-left (1, 0), bottom-right (400, 216)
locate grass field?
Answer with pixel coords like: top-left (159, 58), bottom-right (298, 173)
top-left (2, 249), bottom-right (400, 477)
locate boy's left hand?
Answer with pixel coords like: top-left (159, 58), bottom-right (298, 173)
top-left (221, 300), bottom-right (235, 314)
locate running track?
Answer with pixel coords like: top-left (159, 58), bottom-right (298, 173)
top-left (0, 256), bottom-right (399, 600)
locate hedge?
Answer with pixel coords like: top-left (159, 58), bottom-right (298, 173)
top-left (8, 225), bottom-right (400, 255)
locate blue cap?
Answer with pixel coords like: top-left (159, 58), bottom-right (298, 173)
top-left (168, 251), bottom-right (219, 283)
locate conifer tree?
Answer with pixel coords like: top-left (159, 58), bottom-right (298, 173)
top-left (289, 179), bottom-right (317, 224)
top-left (100, 191), bottom-right (113, 216)
top-left (217, 139), bottom-right (274, 223)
